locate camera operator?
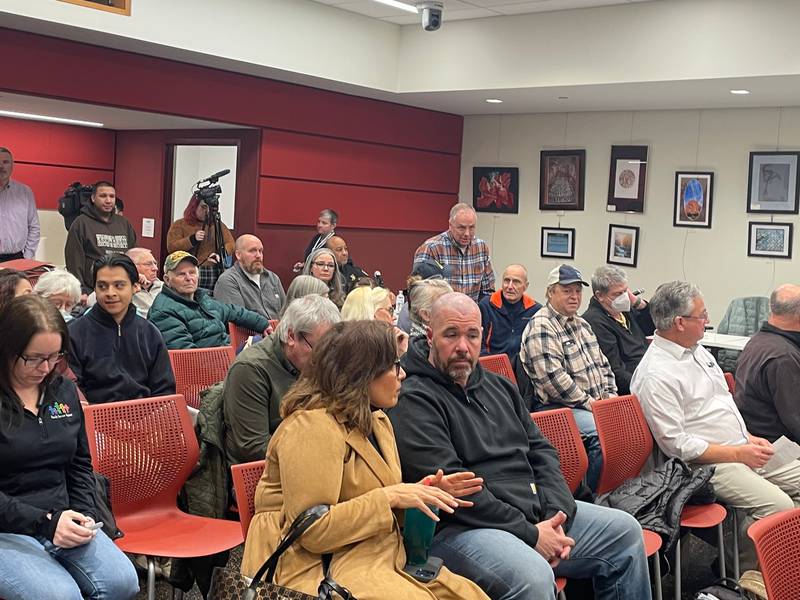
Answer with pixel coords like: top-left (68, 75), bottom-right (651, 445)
top-left (167, 193), bottom-right (234, 293)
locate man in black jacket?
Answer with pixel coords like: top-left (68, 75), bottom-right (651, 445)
top-left (582, 265), bottom-right (654, 395)
top-left (68, 253), bottom-right (175, 404)
top-left (390, 292), bottom-right (651, 600)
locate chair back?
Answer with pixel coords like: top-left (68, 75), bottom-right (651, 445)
top-left (231, 460), bottom-right (266, 538)
top-left (748, 507), bottom-right (800, 600)
top-left (530, 408), bottom-right (588, 493)
top-left (228, 322), bottom-right (262, 351)
top-left (724, 372), bottom-right (735, 394)
top-left (478, 353), bottom-right (517, 384)
top-left (83, 394), bottom-right (198, 519)
top-left (592, 394), bottom-right (654, 495)
top-left (168, 346), bottom-right (235, 409)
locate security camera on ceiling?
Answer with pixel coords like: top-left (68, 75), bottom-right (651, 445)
top-left (416, 1), bottom-right (443, 32)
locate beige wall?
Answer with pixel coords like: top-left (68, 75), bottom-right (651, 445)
top-left (461, 107), bottom-right (800, 324)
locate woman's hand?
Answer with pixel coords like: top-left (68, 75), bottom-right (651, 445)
top-left (52, 510), bottom-right (95, 549)
top-left (207, 253), bottom-right (220, 265)
top-left (422, 469), bottom-right (483, 506)
top-left (383, 483), bottom-right (460, 521)
top-left (195, 229), bottom-right (206, 242)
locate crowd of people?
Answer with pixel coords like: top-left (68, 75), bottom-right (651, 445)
top-left (0, 159), bottom-right (798, 599)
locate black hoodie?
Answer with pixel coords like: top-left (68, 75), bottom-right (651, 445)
top-left (389, 336), bottom-right (576, 548)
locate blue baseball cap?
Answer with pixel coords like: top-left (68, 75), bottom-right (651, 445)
top-left (546, 264), bottom-right (589, 287)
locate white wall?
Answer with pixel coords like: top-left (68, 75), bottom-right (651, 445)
top-left (461, 107), bottom-right (800, 324)
top-left (172, 145), bottom-right (238, 228)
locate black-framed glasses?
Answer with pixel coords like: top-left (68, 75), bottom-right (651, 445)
top-left (19, 352), bottom-right (65, 368)
top-left (299, 332), bottom-right (314, 350)
top-left (312, 262), bottom-right (335, 270)
top-left (393, 360), bottom-right (402, 377)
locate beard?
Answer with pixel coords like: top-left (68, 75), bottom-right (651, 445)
top-left (432, 348), bottom-right (474, 386)
top-left (243, 261), bottom-right (263, 275)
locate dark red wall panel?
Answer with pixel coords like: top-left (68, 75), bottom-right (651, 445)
top-left (0, 116), bottom-right (115, 170)
top-left (260, 130), bottom-right (460, 194)
top-left (13, 164), bottom-right (114, 210)
top-left (258, 178), bottom-right (454, 231)
top-left (0, 28), bottom-right (463, 154)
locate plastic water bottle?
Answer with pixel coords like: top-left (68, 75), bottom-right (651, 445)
top-left (394, 290), bottom-right (405, 322)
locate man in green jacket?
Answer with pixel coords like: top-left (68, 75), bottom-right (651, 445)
top-left (148, 251), bottom-right (269, 349)
top-left (222, 294), bottom-right (341, 465)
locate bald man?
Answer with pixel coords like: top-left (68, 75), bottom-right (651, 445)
top-left (478, 264), bottom-right (542, 361)
top-left (735, 283), bottom-right (800, 444)
top-left (390, 292), bottom-right (650, 600)
top-left (326, 235), bottom-right (368, 294)
top-left (213, 234), bottom-right (285, 319)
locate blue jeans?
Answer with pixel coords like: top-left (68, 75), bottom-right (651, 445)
top-left (431, 501), bottom-right (651, 600)
top-left (0, 530), bottom-right (139, 600)
top-left (535, 405), bottom-right (602, 492)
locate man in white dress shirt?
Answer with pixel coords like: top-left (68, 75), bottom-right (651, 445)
top-left (631, 280), bottom-right (800, 570)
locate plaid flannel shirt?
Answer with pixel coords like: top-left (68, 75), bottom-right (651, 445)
top-left (413, 231), bottom-right (495, 301)
top-left (520, 303), bottom-right (617, 408)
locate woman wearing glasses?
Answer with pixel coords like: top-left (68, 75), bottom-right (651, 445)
top-left (0, 295), bottom-right (139, 600)
top-left (241, 320), bottom-right (488, 600)
top-left (302, 247), bottom-right (345, 308)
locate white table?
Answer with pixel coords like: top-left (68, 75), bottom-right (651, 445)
top-left (701, 332), bottom-right (750, 352)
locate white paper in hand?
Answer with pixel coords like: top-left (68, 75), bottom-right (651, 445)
top-left (760, 436), bottom-right (800, 474)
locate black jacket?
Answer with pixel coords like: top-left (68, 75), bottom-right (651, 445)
top-left (581, 297), bottom-right (655, 394)
top-left (339, 258), bottom-right (369, 294)
top-left (0, 376), bottom-right (95, 539)
top-left (389, 336), bottom-right (576, 549)
top-left (68, 303), bottom-right (175, 404)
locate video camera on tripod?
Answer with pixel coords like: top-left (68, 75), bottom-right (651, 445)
top-left (193, 169), bottom-right (231, 268)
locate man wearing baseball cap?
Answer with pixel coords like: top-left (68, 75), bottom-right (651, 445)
top-left (519, 264), bottom-right (617, 492)
top-left (148, 250), bottom-right (269, 349)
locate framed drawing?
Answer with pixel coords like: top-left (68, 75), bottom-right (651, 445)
top-left (473, 166), bottom-right (519, 214)
top-left (607, 145), bottom-right (648, 213)
top-left (674, 171), bottom-right (714, 228)
top-left (748, 222), bottom-right (793, 259)
top-left (541, 227), bottom-right (575, 259)
top-left (747, 152), bottom-right (800, 214)
top-left (539, 149), bottom-right (586, 211)
top-left (607, 224), bottom-right (640, 267)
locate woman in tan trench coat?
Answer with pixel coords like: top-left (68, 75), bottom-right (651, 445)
top-left (241, 320), bottom-right (490, 600)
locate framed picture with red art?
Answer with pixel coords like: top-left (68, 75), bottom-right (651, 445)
top-left (473, 166), bottom-right (519, 214)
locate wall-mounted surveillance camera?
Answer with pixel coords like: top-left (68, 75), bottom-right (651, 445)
top-left (416, 1), bottom-right (443, 32)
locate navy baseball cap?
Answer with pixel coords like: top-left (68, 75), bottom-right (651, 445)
top-left (411, 259), bottom-right (453, 280)
top-left (546, 264), bottom-right (589, 287)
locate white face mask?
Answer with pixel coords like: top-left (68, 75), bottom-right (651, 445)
top-left (610, 292), bottom-right (631, 312)
top-left (59, 309), bottom-right (74, 323)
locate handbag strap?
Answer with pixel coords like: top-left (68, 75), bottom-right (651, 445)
top-left (245, 504), bottom-right (330, 598)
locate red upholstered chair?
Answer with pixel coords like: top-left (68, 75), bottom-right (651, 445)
top-left (83, 395), bottom-right (243, 599)
top-left (748, 508), bottom-right (800, 600)
top-left (723, 372), bottom-right (735, 394)
top-left (231, 460), bottom-right (266, 539)
top-left (531, 408), bottom-right (588, 494)
top-left (478, 353), bottom-right (517, 384)
top-left (168, 345), bottom-right (235, 409)
top-left (228, 321), bottom-right (262, 352)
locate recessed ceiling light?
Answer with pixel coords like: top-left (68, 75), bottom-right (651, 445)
top-left (0, 109), bottom-right (104, 128)
top-left (485, 98), bottom-right (503, 104)
top-left (730, 89), bottom-right (751, 95)
top-left (371, 0), bottom-right (418, 13)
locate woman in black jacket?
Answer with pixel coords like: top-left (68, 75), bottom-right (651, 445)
top-left (0, 295), bottom-right (139, 600)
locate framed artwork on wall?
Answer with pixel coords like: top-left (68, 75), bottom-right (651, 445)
top-left (746, 152), bottom-right (800, 214)
top-left (541, 227), bottom-right (575, 259)
top-left (674, 171), bottom-right (714, 228)
top-left (607, 145), bottom-right (648, 213)
top-left (748, 222), bottom-right (793, 259)
top-left (539, 149), bottom-right (586, 211)
top-left (473, 166), bottom-right (519, 214)
top-left (607, 224), bottom-right (640, 268)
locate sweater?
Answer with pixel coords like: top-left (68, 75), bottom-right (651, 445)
top-left (479, 290), bottom-right (542, 361)
top-left (64, 204), bottom-right (137, 293)
top-left (148, 285), bottom-right (269, 349)
top-left (68, 303), bottom-right (175, 404)
top-left (212, 262), bottom-right (285, 320)
top-left (166, 217), bottom-right (234, 265)
top-left (389, 336), bottom-right (576, 548)
top-left (0, 376), bottom-right (95, 539)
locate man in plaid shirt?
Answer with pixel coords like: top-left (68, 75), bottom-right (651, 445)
top-left (413, 203), bottom-right (495, 302)
top-left (520, 264), bottom-right (617, 491)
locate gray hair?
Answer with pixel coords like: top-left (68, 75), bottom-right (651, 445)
top-left (449, 202), bottom-right (476, 222)
top-left (277, 294), bottom-right (341, 344)
top-left (591, 265), bottom-right (628, 294)
top-left (34, 269), bottom-right (82, 304)
top-left (649, 281), bottom-right (703, 331)
top-left (302, 248), bottom-right (344, 304)
top-left (770, 284), bottom-right (800, 316)
top-left (409, 278), bottom-right (453, 326)
top-left (320, 208), bottom-right (338, 225)
top-left (126, 247), bottom-right (154, 263)
top-left (281, 275), bottom-right (330, 317)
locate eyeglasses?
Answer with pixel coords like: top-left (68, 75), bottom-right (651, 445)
top-left (312, 262), bottom-right (335, 270)
top-left (680, 312), bottom-right (709, 321)
top-left (393, 360), bottom-right (402, 377)
top-left (19, 352), bottom-right (65, 368)
top-left (299, 332), bottom-right (314, 350)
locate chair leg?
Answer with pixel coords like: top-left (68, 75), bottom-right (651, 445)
top-left (673, 537), bottom-right (681, 600)
top-left (732, 510), bottom-right (740, 581)
top-left (716, 522), bottom-right (727, 579)
top-left (652, 550), bottom-right (662, 600)
top-left (557, 590), bottom-right (567, 600)
top-left (147, 557), bottom-right (156, 600)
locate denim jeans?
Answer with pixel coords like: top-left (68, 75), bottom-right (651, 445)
top-left (431, 500), bottom-right (651, 600)
top-left (0, 530), bottom-right (139, 600)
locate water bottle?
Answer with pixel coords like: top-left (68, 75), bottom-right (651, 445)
top-left (394, 290), bottom-right (405, 322)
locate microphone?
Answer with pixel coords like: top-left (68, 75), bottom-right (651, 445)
top-left (197, 169), bottom-right (231, 185)
top-left (631, 288), bottom-right (645, 296)
top-left (374, 271), bottom-right (385, 288)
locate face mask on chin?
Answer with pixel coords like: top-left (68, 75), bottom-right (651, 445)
top-left (59, 309), bottom-right (74, 323)
top-left (610, 293), bottom-right (631, 313)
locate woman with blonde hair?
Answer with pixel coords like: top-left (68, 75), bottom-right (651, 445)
top-left (241, 320), bottom-right (488, 600)
top-left (341, 286), bottom-right (409, 354)
top-left (302, 247), bottom-right (344, 308)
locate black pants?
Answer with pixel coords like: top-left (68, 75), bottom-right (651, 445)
top-left (0, 251), bottom-right (23, 262)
